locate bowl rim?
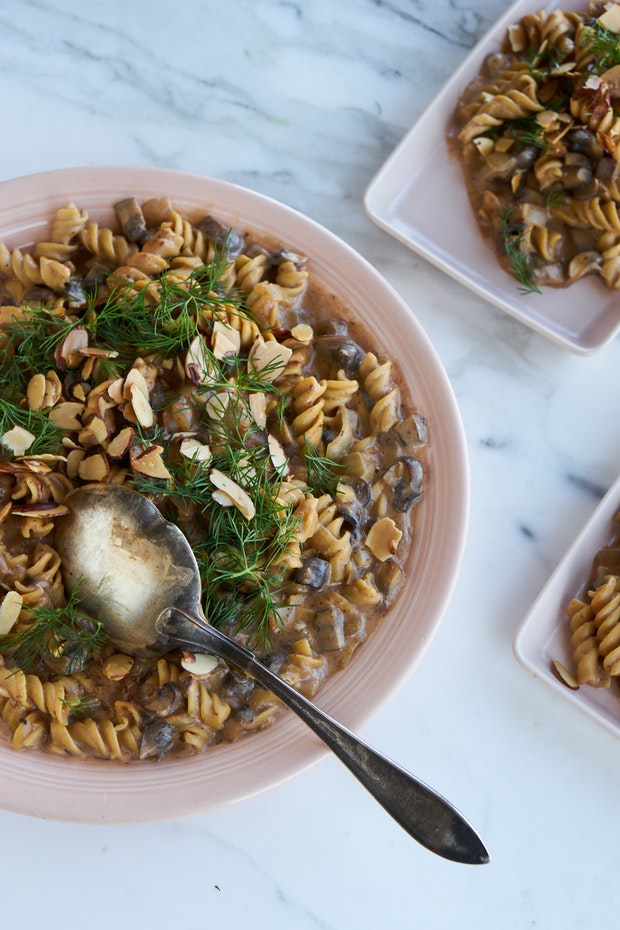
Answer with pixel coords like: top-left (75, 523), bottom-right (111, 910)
top-left (0, 165), bottom-right (470, 822)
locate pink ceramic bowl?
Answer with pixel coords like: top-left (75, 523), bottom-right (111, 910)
top-left (0, 166), bottom-right (469, 822)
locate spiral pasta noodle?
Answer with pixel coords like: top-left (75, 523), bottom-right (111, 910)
top-left (0, 194), bottom-right (427, 762)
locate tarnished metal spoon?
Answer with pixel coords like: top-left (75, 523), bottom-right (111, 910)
top-left (54, 484), bottom-right (489, 865)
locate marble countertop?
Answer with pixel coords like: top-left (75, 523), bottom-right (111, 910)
top-left (1, 1), bottom-right (619, 927)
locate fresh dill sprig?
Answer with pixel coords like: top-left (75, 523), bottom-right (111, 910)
top-left (505, 117), bottom-right (549, 152)
top-left (0, 397), bottom-right (64, 455)
top-left (0, 306), bottom-right (81, 394)
top-left (583, 21), bottom-right (620, 73)
top-left (500, 211), bottom-right (542, 296)
top-left (303, 438), bottom-right (342, 496)
top-left (0, 584), bottom-right (106, 674)
top-left (545, 190), bottom-right (567, 208)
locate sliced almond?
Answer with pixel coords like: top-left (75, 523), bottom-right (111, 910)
top-left (78, 416), bottom-right (109, 447)
top-left (599, 3), bottom-right (620, 33)
top-left (66, 448), bottom-right (86, 478)
top-left (210, 468), bottom-right (255, 519)
top-left (54, 327), bottom-right (89, 370)
top-left (49, 401), bottom-right (85, 431)
top-left (11, 501), bottom-right (70, 518)
top-left (180, 650), bottom-right (219, 676)
top-left (130, 444), bottom-right (172, 480)
top-left (0, 591), bottom-right (23, 634)
top-left (211, 321), bottom-right (241, 359)
top-left (42, 371), bottom-right (63, 408)
top-left (248, 392), bottom-right (267, 429)
top-left (205, 391), bottom-right (232, 421)
top-left (268, 434), bottom-right (289, 475)
top-left (78, 453), bottom-right (110, 482)
top-left (107, 427), bottom-right (135, 459)
top-left (185, 334), bottom-right (216, 385)
top-left (212, 489), bottom-right (235, 508)
top-left (102, 653), bottom-right (135, 680)
top-left (179, 437), bottom-right (212, 463)
top-left (247, 338), bottom-right (293, 382)
top-left (365, 517), bottom-right (402, 562)
top-left (551, 659), bottom-right (579, 690)
top-left (108, 378), bottom-right (126, 405)
top-left (1, 426), bottom-right (35, 456)
top-left (26, 373), bottom-right (46, 412)
top-left (290, 323), bottom-right (313, 343)
top-left (128, 380), bottom-right (154, 428)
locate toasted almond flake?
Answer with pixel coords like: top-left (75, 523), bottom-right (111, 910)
top-left (1, 426), bottom-right (35, 456)
top-left (551, 659), bottom-right (579, 690)
top-left (42, 370), bottom-right (62, 408)
top-left (130, 444), bottom-right (172, 480)
top-left (78, 453), bottom-right (110, 482)
top-left (0, 591), bottom-right (23, 634)
top-left (26, 373), bottom-right (46, 412)
top-left (66, 448), bottom-right (86, 478)
top-left (212, 489), bottom-right (235, 507)
top-left (365, 517), bottom-right (402, 562)
top-left (107, 378), bottom-right (126, 405)
top-left (49, 401), bottom-right (85, 431)
top-left (185, 334), bottom-right (217, 385)
top-left (268, 434), bottom-right (289, 474)
top-left (599, 3), bottom-right (620, 32)
top-left (180, 437), bottom-right (212, 463)
top-left (102, 653), bottom-right (135, 680)
top-left (180, 650), bottom-right (219, 675)
top-left (291, 323), bottom-right (313, 343)
top-left (247, 338), bottom-right (293, 382)
top-left (54, 326), bottom-right (89, 370)
top-left (107, 427), bottom-right (135, 459)
top-left (205, 391), bottom-right (232, 421)
top-left (0, 501), bottom-right (12, 526)
top-left (128, 380), bottom-right (155, 428)
top-left (11, 502), bottom-right (70, 518)
top-left (210, 468), bottom-right (255, 519)
top-left (249, 392), bottom-right (267, 429)
top-left (79, 416), bottom-right (109, 447)
top-left (79, 347), bottom-right (120, 359)
top-left (211, 321), bottom-right (241, 359)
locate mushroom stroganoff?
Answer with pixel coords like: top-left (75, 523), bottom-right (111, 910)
top-left (0, 196), bottom-right (426, 761)
top-left (448, 0), bottom-right (620, 294)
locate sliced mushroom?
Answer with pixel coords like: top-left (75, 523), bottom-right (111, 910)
top-left (139, 719), bottom-right (176, 759)
top-left (381, 457), bottom-right (423, 513)
top-left (313, 605), bottom-right (345, 652)
top-left (394, 413), bottom-right (428, 448)
top-left (313, 335), bottom-right (365, 376)
top-left (293, 557), bottom-right (331, 589)
top-left (142, 681), bottom-right (184, 717)
top-left (114, 197), bottom-right (148, 243)
top-left (198, 216), bottom-right (244, 257)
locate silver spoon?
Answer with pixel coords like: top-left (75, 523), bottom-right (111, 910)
top-left (54, 484), bottom-right (489, 865)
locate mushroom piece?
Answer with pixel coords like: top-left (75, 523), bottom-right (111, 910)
top-left (139, 720), bottom-right (176, 759)
top-left (142, 682), bottom-right (183, 717)
top-left (376, 558), bottom-right (405, 601)
top-left (198, 215), bottom-right (244, 257)
top-left (114, 197), bottom-right (148, 243)
top-left (568, 251), bottom-right (602, 282)
top-left (394, 413), bottom-right (428, 448)
top-left (335, 481), bottom-right (369, 529)
top-left (293, 557), bottom-right (331, 589)
top-left (381, 456), bottom-right (423, 513)
top-left (566, 128), bottom-right (604, 160)
top-left (313, 605), bottom-right (346, 652)
top-left (313, 335), bottom-right (365, 377)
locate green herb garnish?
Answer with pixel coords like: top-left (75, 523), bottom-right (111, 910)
top-left (501, 211), bottom-right (542, 296)
top-left (0, 584), bottom-right (106, 674)
top-left (584, 21), bottom-right (620, 73)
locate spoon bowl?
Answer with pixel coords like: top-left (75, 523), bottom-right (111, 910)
top-left (55, 484), bottom-right (489, 864)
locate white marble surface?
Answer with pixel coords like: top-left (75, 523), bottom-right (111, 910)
top-left (1, 0), bottom-right (619, 927)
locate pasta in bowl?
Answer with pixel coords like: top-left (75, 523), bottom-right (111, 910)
top-left (0, 166), bottom-right (468, 822)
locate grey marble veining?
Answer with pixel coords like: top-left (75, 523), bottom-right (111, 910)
top-left (0, 1), bottom-right (619, 929)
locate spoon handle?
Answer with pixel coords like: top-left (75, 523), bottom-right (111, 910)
top-left (161, 609), bottom-right (489, 865)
